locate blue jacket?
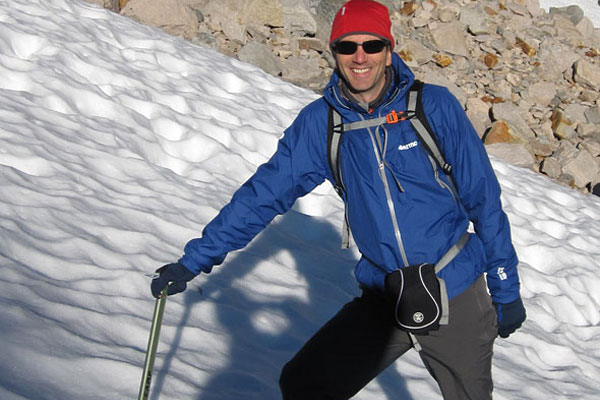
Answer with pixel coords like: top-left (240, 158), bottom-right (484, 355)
top-left (180, 53), bottom-right (521, 304)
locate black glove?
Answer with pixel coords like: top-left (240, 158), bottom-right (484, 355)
top-left (150, 262), bottom-right (196, 298)
top-left (494, 297), bottom-right (526, 338)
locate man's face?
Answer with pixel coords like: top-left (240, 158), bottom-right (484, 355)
top-left (333, 34), bottom-right (392, 105)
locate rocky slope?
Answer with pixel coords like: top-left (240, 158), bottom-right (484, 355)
top-left (85, 0), bottom-right (600, 195)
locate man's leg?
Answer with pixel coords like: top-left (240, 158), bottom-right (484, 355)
top-left (279, 290), bottom-right (412, 400)
top-left (417, 276), bottom-right (498, 400)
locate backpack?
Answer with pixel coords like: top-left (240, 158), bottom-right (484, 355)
top-left (326, 80), bottom-right (456, 248)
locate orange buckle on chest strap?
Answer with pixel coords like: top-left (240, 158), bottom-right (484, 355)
top-left (386, 110), bottom-right (406, 124)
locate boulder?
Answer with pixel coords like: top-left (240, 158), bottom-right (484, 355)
top-left (121, 0), bottom-right (199, 40)
top-left (282, 0), bottom-right (317, 35)
top-left (431, 22), bottom-right (470, 58)
top-left (237, 42), bottom-right (282, 76)
top-left (485, 143), bottom-right (536, 168)
top-left (491, 102), bottom-right (536, 142)
top-left (540, 156), bottom-right (562, 179)
top-left (560, 148), bottom-right (600, 188)
top-left (484, 121), bottom-right (513, 144)
top-left (574, 59), bottom-right (600, 89)
top-left (526, 81), bottom-right (557, 107)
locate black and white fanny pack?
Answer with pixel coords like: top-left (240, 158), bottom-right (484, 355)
top-left (387, 233), bottom-right (471, 334)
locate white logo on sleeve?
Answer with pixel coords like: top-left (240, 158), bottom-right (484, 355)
top-left (497, 267), bottom-right (508, 280)
top-left (398, 140), bottom-right (418, 151)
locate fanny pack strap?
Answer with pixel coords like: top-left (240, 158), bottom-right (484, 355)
top-left (436, 232), bottom-right (471, 326)
top-left (410, 232), bottom-right (471, 351)
top-left (435, 232), bottom-right (470, 273)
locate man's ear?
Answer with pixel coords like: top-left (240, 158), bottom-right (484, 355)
top-left (386, 48), bottom-right (393, 66)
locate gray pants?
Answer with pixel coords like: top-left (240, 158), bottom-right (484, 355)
top-left (280, 276), bottom-right (497, 399)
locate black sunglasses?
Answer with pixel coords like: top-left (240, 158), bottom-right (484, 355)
top-left (332, 39), bottom-right (388, 55)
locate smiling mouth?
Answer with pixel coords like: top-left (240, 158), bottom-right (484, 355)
top-left (352, 67), bottom-right (371, 74)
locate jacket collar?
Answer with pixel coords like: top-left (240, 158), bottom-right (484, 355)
top-left (324, 52), bottom-right (415, 116)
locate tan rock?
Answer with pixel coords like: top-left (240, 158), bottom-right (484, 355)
top-left (540, 157), bottom-right (562, 178)
top-left (561, 148), bottom-right (600, 188)
top-left (527, 81), bottom-right (557, 107)
top-left (466, 97), bottom-right (491, 138)
top-left (121, 0), bottom-right (199, 40)
top-left (574, 59), bottom-right (600, 89)
top-left (485, 143), bottom-right (536, 168)
top-left (516, 37), bottom-right (536, 56)
top-left (484, 120), bottom-right (513, 144)
top-left (401, 1), bottom-right (418, 16)
top-left (431, 22), bottom-right (469, 57)
top-left (551, 110), bottom-right (576, 140)
top-left (433, 53), bottom-right (452, 68)
top-left (483, 53), bottom-right (498, 68)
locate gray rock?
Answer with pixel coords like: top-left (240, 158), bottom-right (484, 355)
top-left (580, 138), bottom-right (600, 157)
top-left (282, 0), bottom-right (317, 35)
top-left (526, 81), bottom-right (556, 107)
top-left (243, 0), bottom-right (284, 27)
top-left (551, 14), bottom-right (584, 42)
top-left (578, 124), bottom-right (600, 139)
top-left (308, 0), bottom-right (346, 43)
top-left (431, 22), bottom-right (470, 57)
top-left (121, 0), bottom-right (199, 40)
top-left (562, 103), bottom-right (589, 127)
top-left (540, 156), bottom-right (562, 178)
top-left (282, 53), bottom-right (325, 88)
top-left (560, 147), bottom-right (600, 188)
top-left (438, 6), bottom-right (458, 23)
top-left (574, 59), bottom-right (600, 89)
top-left (466, 97), bottom-right (491, 138)
top-left (237, 41), bottom-right (282, 76)
top-left (549, 5), bottom-right (584, 26)
top-left (459, 4), bottom-right (496, 36)
top-left (191, 31), bottom-right (220, 51)
top-left (525, 0), bottom-right (545, 18)
top-left (399, 39), bottom-right (433, 65)
top-left (492, 102), bottom-right (536, 142)
top-left (531, 137), bottom-right (559, 157)
top-left (551, 109), bottom-right (577, 140)
top-left (585, 104), bottom-right (600, 124)
top-left (421, 70), bottom-right (467, 107)
top-left (576, 17), bottom-right (595, 39)
top-left (486, 143), bottom-right (536, 168)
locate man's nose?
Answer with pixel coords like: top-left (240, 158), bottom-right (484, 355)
top-left (352, 46), bottom-right (367, 63)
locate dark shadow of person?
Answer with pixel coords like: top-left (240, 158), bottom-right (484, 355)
top-left (151, 209), bottom-right (414, 400)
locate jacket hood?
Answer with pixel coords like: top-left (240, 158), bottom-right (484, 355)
top-left (323, 52), bottom-right (415, 116)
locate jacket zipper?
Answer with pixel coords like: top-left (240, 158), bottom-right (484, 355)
top-left (427, 154), bottom-right (458, 205)
top-left (363, 115), bottom-right (410, 268)
top-left (330, 83), bottom-right (410, 266)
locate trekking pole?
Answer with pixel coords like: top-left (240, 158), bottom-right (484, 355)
top-left (138, 286), bottom-right (169, 400)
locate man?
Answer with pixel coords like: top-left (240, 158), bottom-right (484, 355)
top-left (151, 1), bottom-right (526, 398)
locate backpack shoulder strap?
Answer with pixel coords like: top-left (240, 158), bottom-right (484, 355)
top-left (406, 80), bottom-right (456, 190)
top-left (327, 105), bottom-right (345, 196)
top-left (327, 104), bottom-right (351, 248)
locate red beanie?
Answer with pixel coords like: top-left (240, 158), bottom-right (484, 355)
top-left (329, 0), bottom-right (394, 49)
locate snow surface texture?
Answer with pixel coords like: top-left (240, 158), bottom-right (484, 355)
top-left (0, 0), bottom-right (599, 399)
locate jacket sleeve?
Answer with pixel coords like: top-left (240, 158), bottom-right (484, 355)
top-left (179, 104), bottom-right (328, 275)
top-left (426, 86), bottom-right (521, 304)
